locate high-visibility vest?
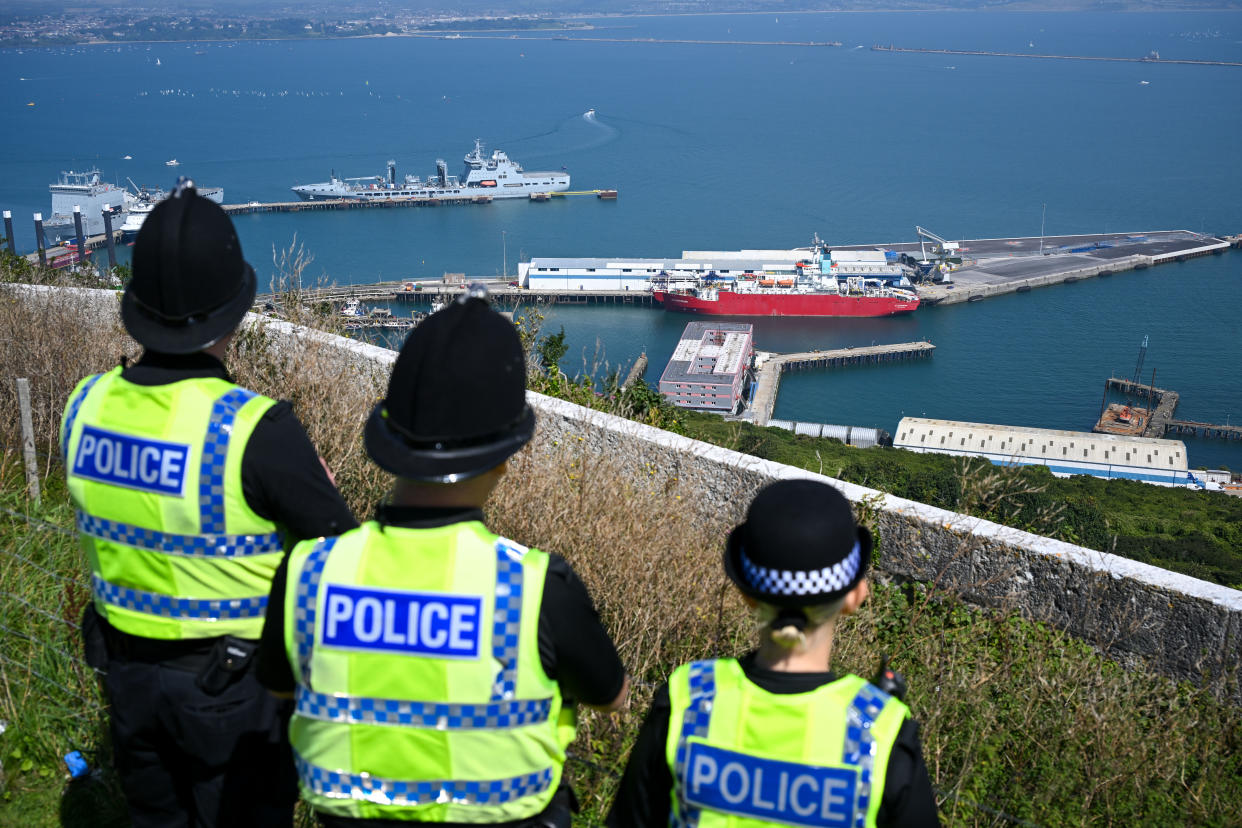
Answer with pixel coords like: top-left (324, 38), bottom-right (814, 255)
top-left (282, 520), bottom-right (574, 823)
top-left (665, 658), bottom-right (909, 828)
top-left (62, 367), bottom-right (282, 641)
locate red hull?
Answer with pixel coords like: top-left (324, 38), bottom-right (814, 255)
top-left (652, 289), bottom-right (919, 317)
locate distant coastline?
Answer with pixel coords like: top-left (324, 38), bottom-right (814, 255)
top-left (6, 5), bottom-right (1241, 50)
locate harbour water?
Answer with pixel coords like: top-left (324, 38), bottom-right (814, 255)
top-left (1, 11), bottom-right (1239, 468)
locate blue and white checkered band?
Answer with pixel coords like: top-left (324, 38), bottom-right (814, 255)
top-left (61, 374), bottom-right (101, 463)
top-left (199, 387), bottom-right (258, 536)
top-left (740, 541), bottom-right (861, 598)
top-left (491, 538), bottom-right (528, 702)
top-left (295, 536), bottom-right (338, 685)
top-left (842, 683), bottom-right (892, 828)
top-left (77, 511), bottom-right (283, 559)
top-left (294, 751), bottom-right (553, 807)
top-left (92, 574), bottom-right (267, 620)
top-left (295, 687), bottom-right (552, 730)
top-left (671, 660), bottom-right (718, 828)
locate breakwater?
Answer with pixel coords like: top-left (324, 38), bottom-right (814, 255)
top-left (871, 44), bottom-right (1242, 68)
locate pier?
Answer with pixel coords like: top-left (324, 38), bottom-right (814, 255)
top-left (870, 44), bottom-right (1242, 69)
top-left (1094, 378), bottom-right (1239, 441)
top-left (749, 342), bottom-right (935, 427)
top-left (893, 231), bottom-right (1235, 307)
top-left (255, 281), bottom-right (655, 310)
top-left (412, 33), bottom-right (842, 48)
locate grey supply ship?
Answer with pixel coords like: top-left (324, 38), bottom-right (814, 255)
top-left (44, 169), bottom-right (128, 241)
top-left (291, 139), bottom-right (569, 202)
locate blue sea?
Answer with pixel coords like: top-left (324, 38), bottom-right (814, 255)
top-left (2, 11), bottom-right (1240, 468)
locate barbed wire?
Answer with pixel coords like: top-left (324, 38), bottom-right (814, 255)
top-left (0, 503), bottom-right (75, 535)
top-left (0, 621), bottom-right (92, 669)
top-left (0, 652), bottom-right (97, 707)
top-left (0, 544), bottom-right (88, 586)
top-left (0, 589), bottom-right (79, 630)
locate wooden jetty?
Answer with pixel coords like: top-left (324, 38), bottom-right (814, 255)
top-left (1095, 377), bottom-right (1239, 441)
top-left (750, 342), bottom-right (935, 427)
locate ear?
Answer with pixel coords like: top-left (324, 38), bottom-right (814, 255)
top-left (838, 579), bottom-right (870, 617)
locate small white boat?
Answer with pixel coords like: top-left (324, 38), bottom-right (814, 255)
top-left (585, 108), bottom-right (596, 117)
top-left (165, 159), bottom-right (179, 167)
top-left (122, 154), bottom-right (132, 160)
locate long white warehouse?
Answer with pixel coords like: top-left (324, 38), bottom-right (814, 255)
top-left (894, 417), bottom-right (1196, 487)
top-left (517, 246), bottom-right (908, 291)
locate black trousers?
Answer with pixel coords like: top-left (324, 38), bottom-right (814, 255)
top-left (88, 613), bottom-right (297, 828)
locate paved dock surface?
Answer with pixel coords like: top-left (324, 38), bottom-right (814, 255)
top-left (842, 231), bottom-right (1234, 306)
top-left (750, 342), bottom-right (934, 426)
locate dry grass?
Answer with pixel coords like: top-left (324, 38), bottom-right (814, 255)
top-left (1, 275), bottom-right (1240, 826)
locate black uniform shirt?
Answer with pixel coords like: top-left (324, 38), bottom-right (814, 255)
top-left (119, 351), bottom-right (358, 543)
top-left (606, 652), bottom-right (941, 828)
top-left (255, 503), bottom-right (628, 828)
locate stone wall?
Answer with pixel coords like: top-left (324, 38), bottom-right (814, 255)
top-left (9, 283), bottom-right (1240, 698)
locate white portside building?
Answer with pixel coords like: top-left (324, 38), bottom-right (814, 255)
top-left (517, 246), bottom-right (912, 291)
top-left (659, 322), bottom-right (754, 413)
top-left (894, 417), bottom-right (1197, 487)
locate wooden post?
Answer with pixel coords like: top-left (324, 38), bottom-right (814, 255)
top-left (16, 378), bottom-right (40, 508)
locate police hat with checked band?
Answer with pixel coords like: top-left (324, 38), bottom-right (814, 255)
top-left (364, 294), bottom-right (535, 483)
top-left (724, 479), bottom-right (871, 608)
top-left (121, 180), bottom-right (256, 355)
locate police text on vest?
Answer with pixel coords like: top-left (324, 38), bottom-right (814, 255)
top-left (683, 741), bottom-right (858, 828)
top-left (321, 585), bottom-right (483, 658)
top-left (72, 425), bottom-right (190, 497)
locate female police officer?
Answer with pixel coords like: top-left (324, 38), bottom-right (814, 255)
top-left (257, 294), bottom-right (628, 826)
top-left (607, 478), bottom-right (939, 827)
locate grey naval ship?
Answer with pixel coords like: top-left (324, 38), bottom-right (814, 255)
top-left (291, 139), bottom-right (569, 202)
top-left (44, 169), bottom-right (129, 240)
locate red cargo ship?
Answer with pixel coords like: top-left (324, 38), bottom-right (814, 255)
top-left (652, 279), bottom-right (919, 317)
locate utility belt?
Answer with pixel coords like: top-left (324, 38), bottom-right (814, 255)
top-left (85, 604), bottom-right (258, 695)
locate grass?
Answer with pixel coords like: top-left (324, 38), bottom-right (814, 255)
top-left (1, 267), bottom-right (1240, 825)
top-left (679, 412), bottom-right (1242, 589)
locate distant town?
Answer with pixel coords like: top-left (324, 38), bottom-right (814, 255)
top-left (3, 1), bottom-right (1237, 49)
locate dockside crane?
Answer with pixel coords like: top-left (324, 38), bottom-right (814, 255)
top-left (1131, 335), bottom-right (1149, 386)
top-left (915, 226), bottom-right (959, 260)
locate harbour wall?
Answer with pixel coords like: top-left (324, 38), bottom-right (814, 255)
top-left (8, 283), bottom-right (1240, 701)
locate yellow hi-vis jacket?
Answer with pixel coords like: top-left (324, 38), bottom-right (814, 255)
top-left (282, 520), bottom-right (575, 822)
top-left (665, 658), bottom-right (909, 828)
top-left (61, 367), bottom-right (282, 640)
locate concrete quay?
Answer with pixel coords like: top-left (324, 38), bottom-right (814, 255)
top-left (749, 342), bottom-right (935, 427)
top-left (882, 230), bottom-right (1235, 306)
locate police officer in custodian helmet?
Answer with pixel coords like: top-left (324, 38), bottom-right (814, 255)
top-left (61, 183), bottom-right (357, 827)
top-left (607, 479), bottom-right (940, 827)
top-left (256, 295), bottom-right (630, 826)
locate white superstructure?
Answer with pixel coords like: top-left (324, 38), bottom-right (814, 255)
top-left (894, 417), bottom-right (1195, 487)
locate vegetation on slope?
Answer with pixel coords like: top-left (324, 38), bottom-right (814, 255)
top-left (1, 266), bottom-right (1239, 825)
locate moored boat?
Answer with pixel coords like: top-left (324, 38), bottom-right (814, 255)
top-left (653, 280), bottom-right (919, 317)
top-left (292, 139), bottom-right (569, 202)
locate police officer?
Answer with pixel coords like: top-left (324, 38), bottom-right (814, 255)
top-left (256, 295), bottom-right (629, 826)
top-left (607, 479), bottom-right (940, 827)
top-left (61, 183), bottom-right (357, 827)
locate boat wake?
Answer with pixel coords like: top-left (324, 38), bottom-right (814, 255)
top-left (500, 112), bottom-right (620, 161)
